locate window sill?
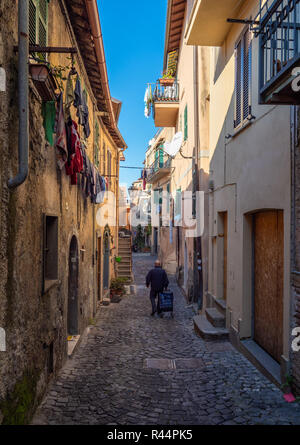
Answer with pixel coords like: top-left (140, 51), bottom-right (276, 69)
top-left (232, 119), bottom-right (252, 139)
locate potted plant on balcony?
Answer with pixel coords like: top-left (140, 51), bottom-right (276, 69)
top-left (159, 69), bottom-right (175, 87)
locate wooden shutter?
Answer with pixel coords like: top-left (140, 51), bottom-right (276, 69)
top-left (159, 146), bottom-right (164, 167)
top-left (103, 142), bottom-right (106, 175)
top-left (39, 1), bottom-right (47, 44)
top-left (235, 40), bottom-right (242, 128)
top-left (29, 0), bottom-right (37, 45)
top-left (243, 28), bottom-right (252, 121)
top-left (184, 105), bottom-right (188, 140)
top-left (107, 150), bottom-right (111, 191)
top-left (155, 149), bottom-right (159, 171)
top-left (94, 122), bottom-right (100, 167)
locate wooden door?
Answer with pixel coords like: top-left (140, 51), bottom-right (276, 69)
top-left (97, 237), bottom-right (101, 301)
top-left (254, 211), bottom-right (284, 363)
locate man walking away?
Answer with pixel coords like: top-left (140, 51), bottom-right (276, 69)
top-left (146, 260), bottom-right (169, 316)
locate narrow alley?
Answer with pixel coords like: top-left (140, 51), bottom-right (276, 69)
top-left (32, 254), bottom-right (300, 426)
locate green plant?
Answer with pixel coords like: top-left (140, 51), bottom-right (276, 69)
top-left (162, 68), bottom-right (175, 79)
top-left (110, 278), bottom-right (126, 293)
top-left (30, 54), bottom-right (74, 91)
top-left (281, 374), bottom-right (294, 392)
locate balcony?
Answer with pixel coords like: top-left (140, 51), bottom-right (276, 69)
top-left (252, 0), bottom-right (300, 105)
top-left (146, 156), bottom-right (172, 184)
top-left (185, 0), bottom-right (245, 46)
top-left (150, 81), bottom-right (179, 127)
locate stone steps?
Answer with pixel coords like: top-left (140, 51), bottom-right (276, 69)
top-left (117, 235), bottom-right (132, 280)
top-left (205, 307), bottom-right (226, 328)
top-left (214, 298), bottom-right (226, 317)
top-left (193, 315), bottom-right (229, 341)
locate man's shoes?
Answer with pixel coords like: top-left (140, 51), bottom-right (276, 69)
top-left (151, 310), bottom-right (156, 316)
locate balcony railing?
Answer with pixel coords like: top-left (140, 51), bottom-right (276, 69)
top-left (252, 0), bottom-right (300, 104)
top-left (151, 80), bottom-right (179, 102)
top-left (147, 156), bottom-right (172, 183)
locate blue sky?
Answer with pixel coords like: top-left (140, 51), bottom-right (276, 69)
top-left (97, 0), bottom-right (167, 188)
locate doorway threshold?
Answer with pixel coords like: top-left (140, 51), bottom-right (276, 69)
top-left (240, 339), bottom-right (281, 386)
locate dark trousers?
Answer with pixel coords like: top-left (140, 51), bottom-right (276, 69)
top-left (150, 289), bottom-right (162, 314)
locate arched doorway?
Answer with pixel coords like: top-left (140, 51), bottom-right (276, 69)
top-left (68, 236), bottom-right (79, 335)
top-left (103, 231), bottom-right (110, 290)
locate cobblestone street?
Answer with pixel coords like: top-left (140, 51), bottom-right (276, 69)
top-left (32, 254), bottom-right (300, 425)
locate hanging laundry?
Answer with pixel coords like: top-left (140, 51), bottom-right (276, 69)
top-left (144, 85), bottom-right (152, 118)
top-left (65, 119), bottom-right (83, 185)
top-left (42, 101), bottom-right (56, 146)
top-left (74, 75), bottom-right (91, 139)
top-left (142, 168), bottom-right (148, 190)
top-left (54, 93), bottom-right (68, 169)
top-left (65, 73), bottom-right (75, 120)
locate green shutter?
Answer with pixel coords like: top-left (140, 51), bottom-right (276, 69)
top-left (159, 148), bottom-right (164, 167)
top-left (155, 150), bottom-right (159, 171)
top-left (94, 122), bottom-right (100, 167)
top-left (184, 105), bottom-right (188, 141)
top-left (29, 0), bottom-right (49, 57)
top-left (29, 0), bottom-right (37, 45)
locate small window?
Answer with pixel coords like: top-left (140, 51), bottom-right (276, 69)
top-left (234, 27), bottom-right (252, 129)
top-left (43, 214), bottom-right (58, 292)
top-left (184, 105), bottom-right (188, 140)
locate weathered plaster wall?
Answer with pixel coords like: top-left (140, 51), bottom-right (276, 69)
top-left (0, 0), bottom-right (120, 424)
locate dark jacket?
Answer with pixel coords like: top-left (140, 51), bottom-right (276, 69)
top-left (146, 267), bottom-right (169, 292)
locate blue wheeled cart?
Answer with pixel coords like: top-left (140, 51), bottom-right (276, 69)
top-left (158, 290), bottom-right (174, 317)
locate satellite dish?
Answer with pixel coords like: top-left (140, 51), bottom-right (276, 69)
top-left (164, 132), bottom-right (183, 157)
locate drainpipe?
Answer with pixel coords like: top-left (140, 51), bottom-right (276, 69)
top-left (8, 0), bottom-right (29, 189)
top-left (193, 45), bottom-right (203, 310)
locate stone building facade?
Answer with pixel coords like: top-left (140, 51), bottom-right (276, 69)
top-left (291, 105), bottom-right (300, 395)
top-left (0, 0), bottom-right (126, 424)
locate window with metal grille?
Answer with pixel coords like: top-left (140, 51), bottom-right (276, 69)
top-left (184, 105), bottom-right (188, 140)
top-left (29, 0), bottom-right (49, 54)
top-left (234, 27), bottom-right (252, 129)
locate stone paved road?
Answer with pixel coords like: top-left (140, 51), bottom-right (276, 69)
top-left (32, 254), bottom-right (300, 425)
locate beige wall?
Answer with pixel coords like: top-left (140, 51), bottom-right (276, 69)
top-left (207, 0), bottom-right (291, 360)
